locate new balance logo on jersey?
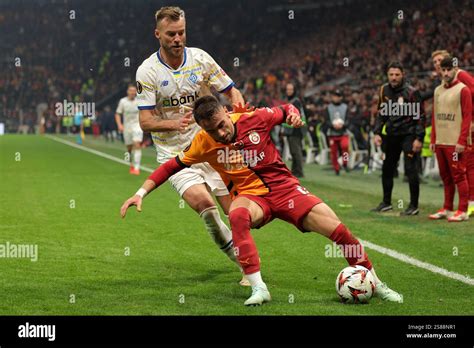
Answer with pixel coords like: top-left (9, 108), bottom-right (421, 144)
top-left (162, 92), bottom-right (199, 108)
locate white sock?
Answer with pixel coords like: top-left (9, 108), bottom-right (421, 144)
top-left (200, 206), bottom-right (241, 270)
top-left (370, 267), bottom-right (382, 284)
top-left (246, 271), bottom-right (266, 288)
top-left (132, 149), bottom-right (141, 170)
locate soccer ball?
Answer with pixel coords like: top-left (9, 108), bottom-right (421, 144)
top-left (332, 119), bottom-right (344, 128)
top-left (336, 265), bottom-right (375, 304)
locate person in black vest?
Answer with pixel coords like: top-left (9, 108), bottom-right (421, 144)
top-left (325, 89), bottom-right (350, 175)
top-left (371, 62), bottom-right (425, 216)
top-left (283, 82), bottom-right (307, 178)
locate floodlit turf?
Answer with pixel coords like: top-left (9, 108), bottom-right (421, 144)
top-left (0, 134), bottom-right (473, 315)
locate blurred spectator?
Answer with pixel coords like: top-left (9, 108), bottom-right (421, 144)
top-left (325, 90), bottom-right (350, 175)
top-left (1, 0), bottom-right (472, 144)
top-left (347, 92), bottom-right (369, 150)
top-left (101, 106), bottom-right (117, 142)
top-left (283, 82), bottom-right (307, 178)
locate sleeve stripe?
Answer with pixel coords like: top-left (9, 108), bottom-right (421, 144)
top-left (175, 156), bottom-right (190, 168)
top-left (138, 105), bottom-right (156, 110)
top-left (218, 81), bottom-right (235, 94)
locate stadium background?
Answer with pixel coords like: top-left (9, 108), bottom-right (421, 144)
top-left (0, 0), bottom-right (473, 315)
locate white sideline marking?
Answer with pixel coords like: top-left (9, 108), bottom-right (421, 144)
top-left (45, 135), bottom-right (155, 173)
top-left (360, 239), bottom-right (473, 286)
top-left (46, 135), bottom-right (473, 287)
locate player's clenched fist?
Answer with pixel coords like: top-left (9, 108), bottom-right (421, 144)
top-left (120, 195), bottom-right (143, 218)
top-left (286, 105), bottom-right (304, 128)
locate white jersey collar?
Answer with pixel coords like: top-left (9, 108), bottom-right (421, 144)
top-left (157, 47), bottom-right (187, 71)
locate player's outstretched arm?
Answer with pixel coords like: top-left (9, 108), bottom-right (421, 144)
top-left (258, 103), bottom-right (304, 130)
top-left (223, 87), bottom-right (245, 108)
top-left (120, 179), bottom-right (156, 218)
top-left (139, 109), bottom-right (193, 133)
top-left (120, 158), bottom-right (185, 218)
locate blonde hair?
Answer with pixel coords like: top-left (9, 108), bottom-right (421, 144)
top-left (431, 50), bottom-right (450, 59)
top-left (155, 6), bottom-right (185, 28)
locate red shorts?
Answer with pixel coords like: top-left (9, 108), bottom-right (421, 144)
top-left (240, 184), bottom-right (323, 232)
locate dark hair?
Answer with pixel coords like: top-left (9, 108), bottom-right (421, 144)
top-left (127, 83), bottom-right (137, 89)
top-left (440, 55), bottom-right (455, 69)
top-left (193, 96), bottom-right (222, 124)
top-left (387, 61), bottom-right (404, 72)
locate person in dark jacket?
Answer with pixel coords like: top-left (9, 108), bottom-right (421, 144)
top-left (371, 62), bottom-right (425, 215)
top-left (101, 105), bottom-right (118, 142)
top-left (283, 82), bottom-right (307, 178)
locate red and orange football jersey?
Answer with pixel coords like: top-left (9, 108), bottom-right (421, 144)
top-left (177, 105), bottom-right (301, 197)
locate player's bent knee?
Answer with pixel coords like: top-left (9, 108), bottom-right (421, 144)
top-left (183, 186), bottom-right (215, 213)
top-left (215, 195), bottom-right (232, 215)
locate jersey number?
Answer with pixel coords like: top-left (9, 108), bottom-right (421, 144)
top-left (296, 186), bottom-right (309, 195)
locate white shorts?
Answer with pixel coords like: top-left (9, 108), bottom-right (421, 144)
top-left (123, 125), bottom-right (143, 145)
top-left (168, 162), bottom-right (229, 197)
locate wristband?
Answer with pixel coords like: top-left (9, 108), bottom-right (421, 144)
top-left (135, 188), bottom-right (147, 198)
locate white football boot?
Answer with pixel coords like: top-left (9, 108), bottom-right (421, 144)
top-left (447, 210), bottom-right (469, 222)
top-left (374, 282), bottom-right (403, 303)
top-left (244, 285), bottom-right (271, 306)
top-left (429, 208), bottom-right (453, 220)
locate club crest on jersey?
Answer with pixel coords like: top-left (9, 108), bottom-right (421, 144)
top-left (161, 80), bottom-right (169, 87)
top-left (248, 131), bottom-right (260, 145)
top-left (189, 73), bottom-right (198, 84)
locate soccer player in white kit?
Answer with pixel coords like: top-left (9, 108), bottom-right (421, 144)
top-left (115, 84), bottom-right (143, 175)
top-left (134, 6), bottom-right (249, 285)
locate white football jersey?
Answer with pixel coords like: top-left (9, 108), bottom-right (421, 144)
top-left (135, 47), bottom-right (234, 163)
top-left (116, 97), bottom-right (140, 128)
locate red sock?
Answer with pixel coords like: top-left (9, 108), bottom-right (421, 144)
top-left (329, 223), bottom-right (372, 270)
top-left (465, 143), bottom-right (474, 201)
top-left (451, 152), bottom-right (469, 212)
top-left (228, 207), bottom-right (260, 275)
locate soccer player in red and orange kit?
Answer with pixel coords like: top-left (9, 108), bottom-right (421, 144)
top-left (120, 95), bottom-right (403, 306)
top-left (429, 56), bottom-right (473, 222)
top-left (432, 50), bottom-right (474, 216)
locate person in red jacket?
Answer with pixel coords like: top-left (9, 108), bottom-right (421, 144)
top-left (429, 56), bottom-right (473, 222)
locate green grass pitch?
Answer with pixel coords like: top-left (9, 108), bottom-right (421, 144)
top-left (0, 134), bottom-right (473, 315)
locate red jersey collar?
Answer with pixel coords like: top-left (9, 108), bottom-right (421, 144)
top-left (444, 79), bottom-right (460, 89)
